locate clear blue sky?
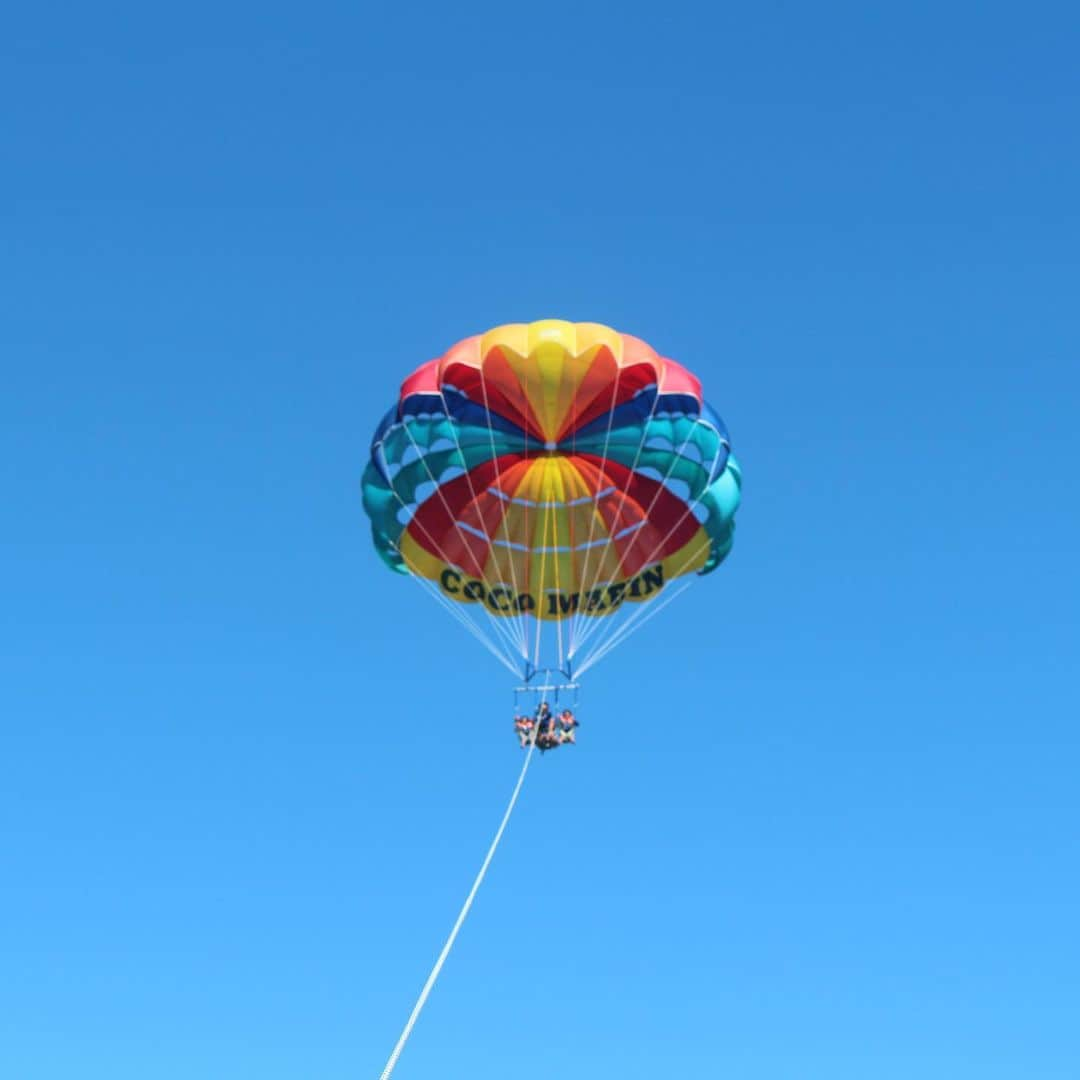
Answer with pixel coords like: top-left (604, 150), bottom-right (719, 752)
top-left (3, 4), bottom-right (1078, 1078)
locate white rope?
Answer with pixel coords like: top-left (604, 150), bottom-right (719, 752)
top-left (471, 362), bottom-right (532, 658)
top-left (530, 476), bottom-right (555, 672)
top-left (564, 362), bottom-right (623, 659)
top-left (575, 570), bottom-right (698, 677)
top-left (569, 427), bottom-right (725, 668)
top-left (567, 377), bottom-right (661, 658)
top-left (574, 529), bottom-right (714, 677)
top-left (409, 575), bottom-right (522, 677)
top-left (397, 417), bottom-right (529, 665)
top-left (569, 426), bottom-right (712, 662)
top-left (378, 741), bottom-right (538, 1079)
top-left (376, 421), bottom-right (528, 674)
top-left (549, 462), bottom-right (567, 672)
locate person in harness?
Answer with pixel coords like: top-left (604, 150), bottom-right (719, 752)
top-left (513, 713), bottom-right (534, 748)
top-left (535, 701), bottom-right (559, 750)
top-left (558, 708), bottom-right (578, 744)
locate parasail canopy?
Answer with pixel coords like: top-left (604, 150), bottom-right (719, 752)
top-left (362, 320), bottom-right (741, 678)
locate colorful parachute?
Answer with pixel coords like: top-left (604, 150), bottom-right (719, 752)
top-left (361, 320), bottom-right (741, 677)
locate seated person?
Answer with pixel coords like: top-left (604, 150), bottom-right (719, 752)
top-left (513, 715), bottom-right (534, 748)
top-left (535, 702), bottom-right (567, 751)
top-left (558, 709), bottom-right (578, 744)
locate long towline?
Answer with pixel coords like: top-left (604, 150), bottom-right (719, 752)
top-left (377, 736), bottom-right (538, 1079)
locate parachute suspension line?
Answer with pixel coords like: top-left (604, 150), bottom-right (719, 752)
top-left (383, 494), bottom-right (520, 675)
top-left (574, 543), bottom-right (708, 677)
top-left (567, 376), bottom-right (664, 660)
top-left (573, 498), bottom-right (721, 670)
top-left (569, 419), bottom-right (707, 660)
top-left (550, 460), bottom-right (566, 673)
top-left (432, 388), bottom-right (527, 662)
top-left (572, 434), bottom-right (723, 672)
top-left (378, 724), bottom-right (539, 1080)
top-left (575, 534), bottom-right (712, 677)
top-left (564, 361), bottom-right (623, 662)
top-left (380, 455), bottom-right (525, 676)
top-left (567, 376), bottom-right (664, 661)
top-left (522, 353), bottom-right (541, 673)
top-left (410, 576), bottom-right (521, 677)
top-left (384, 504), bottom-right (522, 678)
top-left (570, 438), bottom-right (723, 663)
top-left (395, 417), bottom-right (528, 666)
top-left (468, 367), bottom-right (532, 661)
top-left (396, 416), bottom-right (526, 664)
top-left (531, 485), bottom-right (556, 672)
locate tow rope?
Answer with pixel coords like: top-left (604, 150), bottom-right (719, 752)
top-left (378, 739), bottom-right (537, 1078)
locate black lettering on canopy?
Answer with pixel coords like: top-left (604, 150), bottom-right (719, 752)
top-left (606, 582), bottom-right (627, 608)
top-left (547, 592), bottom-right (580, 616)
top-left (462, 580), bottom-right (485, 602)
top-left (641, 565), bottom-right (664, 595)
top-left (487, 587), bottom-right (512, 613)
top-left (440, 568), bottom-right (462, 594)
top-left (584, 588), bottom-right (607, 614)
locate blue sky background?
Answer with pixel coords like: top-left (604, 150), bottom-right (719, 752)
top-left (2, 4), bottom-right (1078, 1078)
